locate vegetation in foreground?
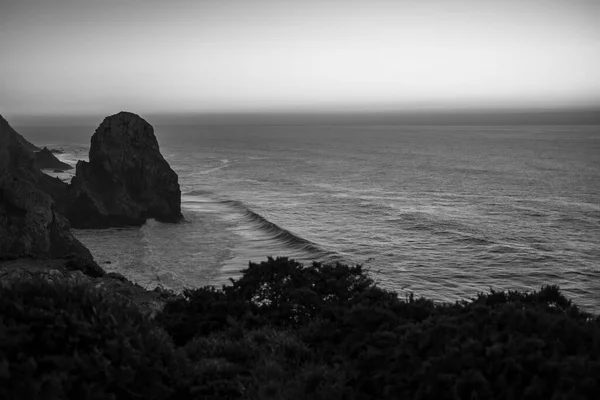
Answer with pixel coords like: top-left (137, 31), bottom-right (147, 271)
top-left (1, 257), bottom-right (599, 399)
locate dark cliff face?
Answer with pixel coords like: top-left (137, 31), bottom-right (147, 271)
top-left (63, 112), bottom-right (182, 228)
top-left (0, 115), bottom-right (91, 260)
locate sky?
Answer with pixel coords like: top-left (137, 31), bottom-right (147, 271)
top-left (1, 0), bottom-right (599, 117)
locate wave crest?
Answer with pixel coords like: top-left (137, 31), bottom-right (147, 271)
top-left (221, 199), bottom-right (330, 256)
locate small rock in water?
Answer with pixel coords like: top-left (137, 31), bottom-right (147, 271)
top-left (34, 147), bottom-right (72, 170)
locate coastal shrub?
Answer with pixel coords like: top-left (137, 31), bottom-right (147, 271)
top-left (332, 292), bottom-right (600, 399)
top-left (157, 285), bottom-right (251, 346)
top-left (228, 257), bottom-right (379, 324)
top-left (4, 257), bottom-right (596, 399)
top-left (157, 257), bottom-right (386, 344)
top-left (0, 278), bottom-right (192, 400)
top-left (183, 327), bottom-right (350, 400)
top-left (157, 257), bottom-right (600, 399)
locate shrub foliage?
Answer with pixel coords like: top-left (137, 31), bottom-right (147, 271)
top-left (0, 279), bottom-right (191, 400)
top-left (157, 257), bottom-right (600, 400)
top-left (2, 257), bottom-right (599, 399)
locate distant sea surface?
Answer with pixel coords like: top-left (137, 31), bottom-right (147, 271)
top-left (20, 124), bottom-right (600, 312)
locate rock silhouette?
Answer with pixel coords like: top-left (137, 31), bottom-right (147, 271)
top-left (34, 147), bottom-right (72, 171)
top-left (0, 115), bottom-right (91, 259)
top-left (63, 112), bottom-right (182, 228)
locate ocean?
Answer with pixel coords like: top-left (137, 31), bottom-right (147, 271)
top-left (20, 123), bottom-right (600, 312)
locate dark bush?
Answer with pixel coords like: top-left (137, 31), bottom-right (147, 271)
top-left (156, 285), bottom-right (251, 346)
top-left (183, 328), bottom-right (350, 400)
top-left (0, 279), bottom-right (192, 400)
top-left (157, 257), bottom-right (388, 345)
top-left (157, 257), bottom-right (600, 400)
top-left (3, 257), bottom-right (599, 399)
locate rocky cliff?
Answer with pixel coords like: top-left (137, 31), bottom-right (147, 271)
top-left (62, 112), bottom-right (182, 228)
top-left (0, 115), bottom-right (91, 260)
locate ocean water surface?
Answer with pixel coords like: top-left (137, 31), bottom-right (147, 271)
top-left (23, 124), bottom-right (600, 312)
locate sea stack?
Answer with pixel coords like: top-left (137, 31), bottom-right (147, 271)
top-left (63, 112), bottom-right (182, 228)
top-left (34, 147), bottom-right (72, 171)
top-left (0, 115), bottom-right (91, 259)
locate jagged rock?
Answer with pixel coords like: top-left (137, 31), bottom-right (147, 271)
top-left (62, 112), bottom-right (182, 228)
top-left (36, 173), bottom-right (69, 203)
top-left (34, 147), bottom-right (72, 170)
top-left (0, 115), bottom-right (91, 260)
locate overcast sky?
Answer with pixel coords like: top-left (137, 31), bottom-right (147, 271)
top-left (1, 0), bottom-right (599, 117)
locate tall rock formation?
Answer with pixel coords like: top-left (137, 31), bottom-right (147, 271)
top-left (0, 115), bottom-right (91, 259)
top-left (63, 112), bottom-right (182, 228)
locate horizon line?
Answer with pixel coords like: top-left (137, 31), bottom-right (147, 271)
top-left (4, 106), bottom-right (599, 127)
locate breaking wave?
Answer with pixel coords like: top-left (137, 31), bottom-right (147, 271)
top-left (183, 190), bottom-right (332, 259)
top-left (222, 199), bottom-right (330, 257)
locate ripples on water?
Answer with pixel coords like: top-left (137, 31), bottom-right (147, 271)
top-left (39, 125), bottom-right (600, 312)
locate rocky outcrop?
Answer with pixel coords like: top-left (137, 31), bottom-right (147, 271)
top-left (0, 115), bottom-right (92, 260)
top-left (34, 147), bottom-right (72, 170)
top-left (62, 112), bottom-right (182, 228)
